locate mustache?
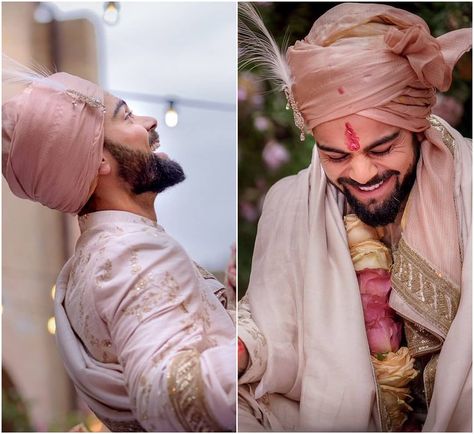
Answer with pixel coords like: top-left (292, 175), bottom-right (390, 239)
top-left (149, 129), bottom-right (159, 145)
top-left (337, 170), bottom-right (400, 189)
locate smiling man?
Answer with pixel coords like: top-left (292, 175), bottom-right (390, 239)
top-left (2, 71), bottom-right (236, 432)
top-left (314, 115), bottom-right (420, 230)
top-left (238, 3), bottom-right (471, 432)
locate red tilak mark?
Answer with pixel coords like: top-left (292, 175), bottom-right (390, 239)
top-left (344, 122), bottom-right (360, 151)
top-left (337, 86), bottom-right (345, 95)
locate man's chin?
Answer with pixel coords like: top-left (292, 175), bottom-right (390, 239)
top-left (155, 151), bottom-right (169, 160)
top-left (132, 156), bottom-right (186, 195)
top-left (345, 192), bottom-right (401, 227)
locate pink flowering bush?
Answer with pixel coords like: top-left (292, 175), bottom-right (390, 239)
top-left (262, 140), bottom-right (290, 171)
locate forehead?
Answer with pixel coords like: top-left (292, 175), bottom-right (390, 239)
top-left (104, 92), bottom-right (124, 120)
top-left (313, 114), bottom-right (398, 148)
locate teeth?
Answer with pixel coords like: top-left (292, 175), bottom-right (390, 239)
top-left (359, 180), bottom-right (384, 191)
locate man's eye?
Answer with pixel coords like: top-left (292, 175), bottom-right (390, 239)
top-left (125, 111), bottom-right (134, 120)
top-left (327, 154), bottom-right (348, 162)
top-left (370, 146), bottom-right (392, 156)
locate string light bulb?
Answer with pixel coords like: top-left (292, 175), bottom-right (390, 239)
top-left (47, 316), bottom-right (56, 335)
top-left (34, 3), bottom-right (54, 23)
top-left (165, 101), bottom-right (178, 128)
top-left (51, 285), bottom-right (56, 300)
top-left (103, 2), bottom-right (120, 25)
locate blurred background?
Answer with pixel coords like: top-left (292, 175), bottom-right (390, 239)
top-left (238, 2), bottom-right (472, 299)
top-left (2, 2), bottom-right (236, 431)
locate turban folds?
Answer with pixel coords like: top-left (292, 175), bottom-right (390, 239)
top-left (286, 3), bottom-right (472, 132)
top-left (2, 72), bottom-right (105, 214)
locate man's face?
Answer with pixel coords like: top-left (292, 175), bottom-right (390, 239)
top-left (313, 114), bottom-right (419, 227)
top-left (103, 93), bottom-right (185, 194)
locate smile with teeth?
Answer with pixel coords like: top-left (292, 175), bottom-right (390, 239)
top-left (358, 179), bottom-right (385, 191)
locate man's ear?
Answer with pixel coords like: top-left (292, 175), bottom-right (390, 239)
top-left (98, 157), bottom-right (111, 175)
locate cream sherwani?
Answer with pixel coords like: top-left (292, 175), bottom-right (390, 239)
top-left (238, 117), bottom-right (471, 432)
top-left (54, 210), bottom-right (236, 432)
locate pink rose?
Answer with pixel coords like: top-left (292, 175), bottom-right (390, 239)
top-left (357, 268), bottom-right (402, 354)
top-left (366, 316), bottom-right (402, 354)
top-left (357, 268), bottom-right (392, 297)
top-left (361, 293), bottom-right (392, 324)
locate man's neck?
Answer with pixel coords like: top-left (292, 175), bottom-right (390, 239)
top-left (80, 191), bottom-right (158, 221)
top-left (379, 198), bottom-right (408, 249)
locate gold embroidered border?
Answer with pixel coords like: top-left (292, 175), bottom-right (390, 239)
top-left (194, 262), bottom-right (217, 280)
top-left (375, 382), bottom-right (390, 432)
top-left (392, 238), bottom-right (460, 337)
top-left (404, 320), bottom-right (441, 357)
top-left (167, 349), bottom-right (222, 432)
top-left (427, 115), bottom-right (455, 156)
top-left (423, 353), bottom-right (439, 407)
top-left (100, 417), bottom-right (145, 432)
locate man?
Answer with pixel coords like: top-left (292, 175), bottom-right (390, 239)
top-left (3, 69), bottom-right (236, 431)
top-left (238, 3), bottom-right (471, 432)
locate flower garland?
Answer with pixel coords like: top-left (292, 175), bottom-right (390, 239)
top-left (344, 215), bottom-right (418, 431)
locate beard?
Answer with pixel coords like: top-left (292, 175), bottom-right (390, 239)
top-left (104, 140), bottom-right (185, 195)
top-left (335, 149), bottom-right (419, 227)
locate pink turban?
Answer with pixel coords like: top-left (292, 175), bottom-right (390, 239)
top-left (2, 72), bottom-right (105, 214)
top-left (286, 3), bottom-right (472, 132)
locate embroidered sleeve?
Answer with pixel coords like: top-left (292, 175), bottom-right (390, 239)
top-left (193, 262), bottom-right (236, 326)
top-left (238, 295), bottom-right (268, 385)
top-left (167, 349), bottom-right (221, 431)
top-left (93, 231), bottom-right (236, 432)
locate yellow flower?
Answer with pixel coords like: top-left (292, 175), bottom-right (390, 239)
top-left (372, 348), bottom-right (418, 431)
top-left (372, 347), bottom-right (418, 387)
top-left (380, 384), bottom-right (413, 431)
top-left (344, 214), bottom-right (381, 248)
top-left (350, 240), bottom-right (392, 271)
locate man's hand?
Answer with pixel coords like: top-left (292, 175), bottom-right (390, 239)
top-left (238, 338), bottom-right (249, 376)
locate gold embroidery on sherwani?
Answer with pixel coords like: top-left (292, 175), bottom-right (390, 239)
top-left (137, 372), bottom-right (153, 422)
top-left (167, 349), bottom-right (221, 432)
top-left (194, 262), bottom-right (217, 280)
top-left (403, 320), bottom-right (442, 357)
top-left (375, 382), bottom-right (390, 432)
top-left (96, 259), bottom-right (112, 283)
top-left (238, 295), bottom-right (267, 371)
top-left (100, 417), bottom-right (145, 432)
top-left (392, 238), bottom-right (460, 337)
top-left (423, 353), bottom-right (439, 407)
top-left (130, 248), bottom-right (142, 274)
top-left (122, 272), bottom-right (182, 320)
top-left (428, 115), bottom-right (455, 156)
top-left (392, 238), bottom-right (460, 408)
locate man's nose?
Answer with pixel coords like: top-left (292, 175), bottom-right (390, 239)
top-left (348, 156), bottom-right (378, 185)
top-left (137, 115), bottom-right (157, 131)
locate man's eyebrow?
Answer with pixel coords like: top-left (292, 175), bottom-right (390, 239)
top-left (365, 130), bottom-right (400, 151)
top-left (112, 99), bottom-right (127, 119)
top-left (316, 130), bottom-right (400, 154)
top-left (316, 143), bottom-right (348, 155)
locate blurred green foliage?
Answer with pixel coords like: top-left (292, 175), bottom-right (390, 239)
top-left (2, 389), bottom-right (34, 432)
top-left (238, 2), bottom-right (472, 298)
top-left (2, 367), bottom-right (88, 432)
